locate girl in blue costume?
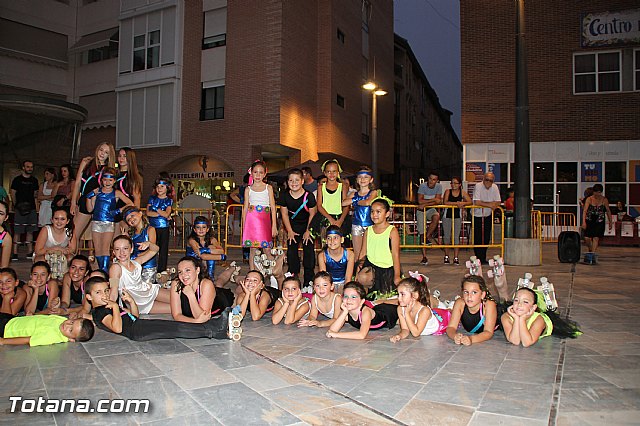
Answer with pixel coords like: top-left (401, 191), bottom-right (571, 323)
top-left (147, 177), bottom-right (174, 272)
top-left (501, 286), bottom-right (581, 346)
top-left (446, 275), bottom-right (498, 346)
top-left (343, 166), bottom-right (378, 261)
top-left (70, 143), bottom-right (116, 250)
top-left (86, 167), bottom-right (133, 272)
top-left (122, 206), bottom-right (157, 284)
top-left (357, 197), bottom-right (401, 295)
top-left (317, 225), bottom-right (355, 294)
top-left (186, 216), bottom-right (226, 281)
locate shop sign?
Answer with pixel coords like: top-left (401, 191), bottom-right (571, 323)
top-left (582, 9), bottom-right (640, 47)
top-left (169, 171), bottom-right (235, 180)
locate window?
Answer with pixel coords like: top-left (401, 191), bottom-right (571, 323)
top-left (203, 33), bottom-right (226, 49)
top-left (337, 28), bottom-right (345, 44)
top-left (635, 49), bottom-right (640, 91)
top-left (336, 94), bottom-right (345, 108)
top-left (574, 51), bottom-right (621, 93)
top-left (201, 86), bottom-right (225, 120)
top-left (82, 40), bottom-right (118, 65)
top-left (133, 30), bottom-right (160, 71)
top-left (533, 162), bottom-right (554, 182)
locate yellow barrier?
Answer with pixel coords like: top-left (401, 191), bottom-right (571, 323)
top-left (392, 204), bottom-right (504, 257)
top-left (171, 207), bottom-right (222, 253)
top-left (538, 212), bottom-right (578, 243)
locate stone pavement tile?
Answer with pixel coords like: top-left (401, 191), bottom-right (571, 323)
top-left (363, 333), bottom-right (417, 350)
top-left (85, 328), bottom-right (130, 343)
top-left (189, 381), bottom-right (301, 425)
top-left (333, 346), bottom-right (398, 371)
top-left (504, 338), bottom-right (561, 363)
top-left (588, 354), bottom-right (640, 369)
top-left (415, 367), bottom-right (493, 408)
top-left (478, 380), bottom-right (553, 421)
top-left (177, 336), bottom-right (229, 348)
top-left (112, 376), bottom-right (205, 423)
top-left (560, 369), bottom-right (612, 389)
top-left (563, 343), bottom-right (601, 357)
top-left (139, 410), bottom-right (222, 425)
top-left (230, 363), bottom-right (305, 392)
top-left (0, 390), bottom-right (55, 425)
top-left (395, 399), bottom-right (474, 426)
top-left (346, 376), bottom-right (424, 417)
top-left (31, 342), bottom-right (94, 368)
top-left (95, 352), bottom-right (163, 383)
top-left (82, 339), bottom-right (140, 358)
top-left (41, 363), bottom-right (110, 396)
top-left (299, 402), bottom-right (396, 425)
top-left (309, 364), bottom-right (375, 394)
top-left (277, 354), bottom-right (332, 376)
top-left (0, 365), bottom-right (45, 397)
top-left (238, 340), bottom-right (302, 360)
top-left (52, 389), bottom-right (137, 425)
top-left (560, 385), bottom-right (640, 411)
top-left (148, 352), bottom-right (237, 390)
top-left (294, 345), bottom-right (349, 361)
top-left (562, 355), bottom-right (603, 372)
top-left (0, 347), bottom-right (38, 370)
top-left (496, 359), bottom-right (558, 385)
top-left (375, 351), bottom-right (452, 384)
top-left (469, 412), bottom-right (546, 425)
top-left (587, 332), bottom-right (640, 343)
top-left (195, 341), bottom-right (267, 370)
top-left (264, 383), bottom-right (352, 415)
top-left (557, 410), bottom-right (640, 426)
top-left (133, 338), bottom-right (194, 355)
top-left (307, 336), bottom-right (365, 353)
top-left (592, 368), bottom-right (640, 389)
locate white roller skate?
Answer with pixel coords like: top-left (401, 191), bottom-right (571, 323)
top-left (487, 255), bottom-right (509, 301)
top-left (228, 305), bottom-right (243, 341)
top-left (537, 277), bottom-right (558, 312)
top-left (465, 256), bottom-right (482, 276)
top-left (155, 267), bottom-right (177, 289)
top-left (229, 261), bottom-right (241, 283)
top-left (517, 272), bottom-right (534, 289)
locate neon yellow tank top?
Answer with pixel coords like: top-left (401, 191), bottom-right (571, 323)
top-left (366, 225), bottom-right (394, 268)
top-left (509, 311), bottom-right (553, 338)
top-left (322, 182), bottom-right (343, 215)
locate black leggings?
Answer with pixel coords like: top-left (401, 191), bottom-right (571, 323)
top-left (128, 316), bottom-right (227, 341)
top-left (0, 313), bottom-right (15, 336)
top-left (155, 227), bottom-right (170, 272)
top-left (286, 231), bottom-right (316, 286)
top-left (473, 215), bottom-right (493, 263)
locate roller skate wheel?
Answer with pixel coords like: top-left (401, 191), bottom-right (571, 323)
top-left (170, 268), bottom-right (176, 274)
top-left (487, 270), bottom-right (494, 278)
top-left (261, 254), bottom-right (267, 260)
top-left (270, 248), bottom-right (277, 256)
top-left (432, 289), bottom-right (440, 299)
top-left (540, 277), bottom-right (548, 284)
top-left (465, 261), bottom-right (473, 268)
top-left (264, 269), bottom-right (272, 275)
top-left (524, 273), bottom-right (533, 280)
top-left (156, 272), bottom-right (162, 279)
top-left (270, 260), bottom-right (276, 267)
top-left (230, 332), bottom-right (242, 341)
top-left (489, 259), bottom-right (495, 267)
top-left (262, 260), bottom-right (270, 267)
top-left (231, 318), bottom-right (242, 328)
top-left (470, 256), bottom-right (477, 261)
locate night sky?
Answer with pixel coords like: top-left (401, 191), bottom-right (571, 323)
top-left (394, 1), bottom-right (461, 138)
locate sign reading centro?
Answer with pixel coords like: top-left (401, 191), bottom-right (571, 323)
top-left (170, 171), bottom-right (235, 179)
top-left (582, 9), bottom-right (640, 47)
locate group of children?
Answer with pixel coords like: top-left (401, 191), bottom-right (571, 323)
top-left (1, 155), bottom-right (580, 348)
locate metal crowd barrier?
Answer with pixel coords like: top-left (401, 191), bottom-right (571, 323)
top-left (392, 204), bottom-right (505, 257)
top-left (531, 211), bottom-right (578, 243)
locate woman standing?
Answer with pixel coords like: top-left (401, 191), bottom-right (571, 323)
top-left (581, 183), bottom-right (612, 259)
top-left (37, 168), bottom-right (58, 228)
top-left (442, 177), bottom-right (471, 265)
top-left (54, 164), bottom-right (75, 207)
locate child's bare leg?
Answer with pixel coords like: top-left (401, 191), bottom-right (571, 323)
top-left (352, 235), bottom-right (364, 263)
top-left (149, 300), bottom-right (172, 314)
top-left (249, 248), bottom-right (256, 270)
top-left (215, 264), bottom-right (236, 288)
top-left (154, 287), bottom-right (171, 303)
top-left (73, 213), bottom-right (91, 249)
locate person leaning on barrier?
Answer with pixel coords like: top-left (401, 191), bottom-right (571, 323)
top-left (472, 172), bottom-right (501, 265)
top-left (416, 171), bottom-right (443, 266)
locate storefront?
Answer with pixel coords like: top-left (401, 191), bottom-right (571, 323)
top-left (464, 140), bottom-right (640, 218)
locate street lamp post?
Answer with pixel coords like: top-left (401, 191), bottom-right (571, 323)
top-left (363, 82), bottom-right (387, 179)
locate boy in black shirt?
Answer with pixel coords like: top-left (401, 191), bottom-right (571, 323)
top-left (85, 277), bottom-right (234, 341)
top-left (278, 169), bottom-right (317, 286)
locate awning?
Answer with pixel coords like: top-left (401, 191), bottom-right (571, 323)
top-left (69, 28), bottom-right (118, 53)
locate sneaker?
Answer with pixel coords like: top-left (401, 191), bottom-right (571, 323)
top-left (26, 253), bottom-right (35, 260)
top-left (424, 239), bottom-right (433, 246)
top-left (11, 254), bottom-right (19, 261)
top-left (453, 257), bottom-right (460, 265)
top-left (420, 257), bottom-right (429, 266)
top-left (444, 256), bottom-right (450, 265)
top-left (428, 237), bottom-right (438, 245)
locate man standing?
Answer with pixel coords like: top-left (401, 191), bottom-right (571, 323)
top-left (472, 172), bottom-right (501, 264)
top-left (302, 166), bottom-right (318, 195)
top-left (10, 161), bottom-right (39, 260)
top-left (416, 171), bottom-right (443, 265)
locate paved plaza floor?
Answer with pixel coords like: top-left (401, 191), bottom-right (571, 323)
top-left (2, 243), bottom-right (639, 425)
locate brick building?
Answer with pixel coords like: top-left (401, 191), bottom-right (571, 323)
top-left (461, 1), bottom-right (640, 217)
top-left (393, 34), bottom-right (462, 202)
top-left (1, 0), bottom-right (394, 202)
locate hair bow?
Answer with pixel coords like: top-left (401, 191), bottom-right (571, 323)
top-left (408, 271), bottom-right (429, 283)
top-left (284, 272), bottom-right (295, 278)
top-left (371, 194), bottom-right (394, 207)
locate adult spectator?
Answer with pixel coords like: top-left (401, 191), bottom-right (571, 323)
top-left (11, 160), bottom-right (39, 260)
top-left (416, 171), bottom-right (443, 265)
top-left (581, 183), bottom-right (612, 257)
top-left (37, 167), bottom-right (58, 228)
top-left (472, 172), bottom-right (501, 264)
top-left (54, 164), bottom-right (75, 207)
top-left (302, 166), bottom-right (318, 195)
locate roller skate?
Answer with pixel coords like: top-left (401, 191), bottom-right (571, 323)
top-left (487, 255), bottom-right (509, 301)
top-left (45, 252), bottom-right (68, 281)
top-left (583, 252), bottom-right (597, 265)
top-left (228, 305), bottom-right (243, 341)
top-left (537, 277), bottom-right (558, 312)
top-left (229, 261), bottom-right (241, 283)
top-left (465, 256), bottom-right (482, 277)
top-left (156, 267), bottom-right (177, 289)
top-left (517, 272), bottom-right (534, 289)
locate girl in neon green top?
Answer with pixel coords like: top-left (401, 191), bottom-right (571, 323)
top-left (357, 198), bottom-right (401, 295)
top-left (501, 286), bottom-right (580, 347)
top-left (309, 160), bottom-right (350, 239)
